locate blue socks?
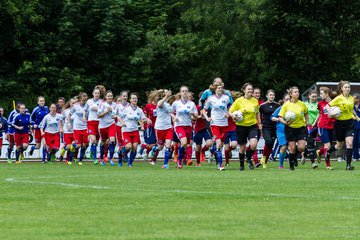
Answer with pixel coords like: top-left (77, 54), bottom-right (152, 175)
top-left (109, 142), bottom-right (115, 160)
top-left (178, 146), bottom-right (185, 162)
top-left (7, 146), bottom-right (11, 159)
top-left (129, 150), bottom-right (136, 165)
top-left (91, 143), bottom-right (97, 160)
top-left (15, 150), bottom-right (20, 161)
top-left (279, 152), bottom-right (285, 167)
top-left (79, 147), bottom-right (86, 161)
top-left (42, 147), bottom-right (47, 162)
top-left (100, 144), bottom-right (105, 159)
top-left (216, 149), bottom-right (223, 166)
top-left (164, 148), bottom-right (171, 165)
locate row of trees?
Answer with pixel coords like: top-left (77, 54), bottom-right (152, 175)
top-left (1, 0), bottom-right (360, 111)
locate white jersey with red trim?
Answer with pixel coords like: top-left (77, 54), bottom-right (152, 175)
top-left (204, 94), bottom-right (230, 127)
top-left (39, 113), bottom-right (62, 134)
top-left (70, 103), bottom-right (87, 130)
top-left (84, 98), bottom-right (102, 121)
top-left (97, 101), bottom-right (117, 129)
top-left (115, 102), bottom-right (129, 126)
top-left (120, 105), bottom-right (146, 132)
top-left (154, 102), bottom-right (172, 130)
top-left (171, 99), bottom-right (197, 127)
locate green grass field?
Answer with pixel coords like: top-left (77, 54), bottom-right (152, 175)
top-left (1, 160), bottom-right (360, 240)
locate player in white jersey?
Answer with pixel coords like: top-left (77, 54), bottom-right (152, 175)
top-left (60, 97), bottom-right (77, 164)
top-left (39, 103), bottom-right (63, 162)
top-left (146, 89), bottom-right (174, 169)
top-left (118, 93), bottom-right (150, 167)
top-left (97, 90), bottom-right (118, 166)
top-left (203, 82), bottom-right (230, 171)
top-left (115, 91), bottom-right (129, 166)
top-left (70, 92), bottom-right (88, 165)
top-left (171, 86), bottom-right (198, 169)
top-left (85, 87), bottom-right (102, 164)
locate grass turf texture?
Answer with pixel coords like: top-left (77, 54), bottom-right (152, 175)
top-left (1, 160), bottom-right (359, 240)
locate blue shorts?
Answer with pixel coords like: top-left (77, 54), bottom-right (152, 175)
top-left (318, 128), bottom-right (333, 144)
top-left (144, 127), bottom-right (157, 144)
top-left (194, 129), bottom-right (211, 145)
top-left (224, 130), bottom-right (237, 144)
top-left (277, 129), bottom-right (286, 146)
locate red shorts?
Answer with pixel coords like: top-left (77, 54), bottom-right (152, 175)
top-left (34, 129), bottom-right (44, 143)
top-left (99, 124), bottom-right (117, 141)
top-left (63, 133), bottom-right (74, 146)
top-left (74, 129), bottom-right (89, 145)
top-left (155, 128), bottom-right (173, 145)
top-left (8, 134), bottom-right (15, 145)
top-left (211, 125), bottom-right (228, 142)
top-left (116, 125), bottom-right (123, 146)
top-left (45, 132), bottom-right (60, 150)
top-left (87, 120), bottom-right (100, 139)
top-left (14, 133), bottom-right (29, 146)
top-left (123, 131), bottom-right (140, 144)
top-left (175, 126), bottom-right (193, 142)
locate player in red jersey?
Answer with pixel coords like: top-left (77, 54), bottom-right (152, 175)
top-left (313, 87), bottom-right (336, 170)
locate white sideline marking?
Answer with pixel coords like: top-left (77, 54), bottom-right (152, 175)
top-left (5, 176), bottom-right (111, 190)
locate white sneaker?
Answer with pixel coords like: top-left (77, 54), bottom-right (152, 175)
top-left (337, 157), bottom-right (344, 162)
top-left (142, 153), bottom-right (148, 161)
top-left (311, 162), bottom-right (318, 169)
top-left (150, 160), bottom-right (156, 165)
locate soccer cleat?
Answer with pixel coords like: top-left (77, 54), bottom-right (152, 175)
top-left (94, 160), bottom-right (99, 165)
top-left (337, 157), bottom-right (345, 162)
top-left (142, 153), bottom-right (148, 162)
top-left (100, 161), bottom-right (106, 166)
top-left (109, 160), bottom-right (115, 166)
top-left (41, 160), bottom-right (46, 164)
top-left (279, 166), bottom-right (284, 170)
top-left (29, 147), bottom-right (35, 156)
top-left (290, 166), bottom-right (295, 171)
top-left (118, 161), bottom-right (123, 167)
top-left (262, 163), bottom-right (267, 169)
top-left (186, 160), bottom-right (193, 166)
top-left (326, 166), bottom-right (334, 170)
top-left (128, 164), bottom-right (133, 168)
top-left (248, 162), bottom-right (254, 170)
top-left (176, 161), bottom-right (183, 169)
top-left (20, 153), bottom-right (25, 161)
top-left (67, 161), bottom-right (73, 165)
top-left (104, 156), bottom-right (109, 162)
top-left (260, 156), bottom-right (266, 165)
top-left (225, 163), bottom-right (230, 167)
top-left (353, 158), bottom-right (359, 162)
top-left (78, 161), bottom-right (83, 166)
top-left (7, 158), bottom-right (12, 164)
top-left (162, 164), bottom-right (169, 169)
top-left (218, 166), bottom-right (225, 171)
top-left (301, 156), bottom-right (306, 165)
top-left (196, 163), bottom-right (201, 167)
top-left (312, 163), bottom-right (318, 169)
top-left (15, 160), bottom-right (22, 164)
top-left (255, 162), bottom-right (262, 168)
top-left (150, 160), bottom-right (156, 166)
top-left (239, 165), bottom-right (245, 171)
top-left (294, 158), bottom-right (298, 167)
top-left (346, 165), bottom-right (355, 171)
top-left (316, 150), bottom-right (321, 163)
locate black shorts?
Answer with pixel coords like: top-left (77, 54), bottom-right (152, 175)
top-left (285, 126), bottom-right (306, 142)
top-left (236, 125), bottom-right (258, 145)
top-left (334, 119), bottom-right (354, 142)
top-left (262, 128), bottom-right (277, 147)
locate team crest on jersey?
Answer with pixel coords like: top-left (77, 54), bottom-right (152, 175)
top-left (187, 106), bottom-right (190, 109)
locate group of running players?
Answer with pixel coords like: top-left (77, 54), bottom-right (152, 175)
top-left (0, 79), bottom-right (358, 171)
